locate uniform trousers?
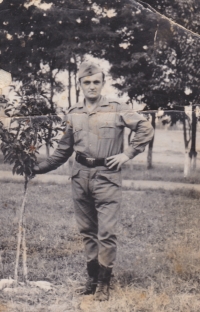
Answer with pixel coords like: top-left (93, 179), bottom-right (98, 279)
top-left (71, 165), bottom-right (122, 268)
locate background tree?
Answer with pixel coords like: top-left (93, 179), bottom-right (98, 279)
top-left (0, 0), bottom-right (96, 153)
top-left (0, 0), bottom-right (200, 171)
top-left (136, 0), bottom-right (200, 173)
top-left (91, 0), bottom-right (200, 170)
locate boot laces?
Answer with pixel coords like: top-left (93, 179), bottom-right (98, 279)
top-left (85, 277), bottom-right (96, 291)
top-left (96, 280), bottom-right (108, 294)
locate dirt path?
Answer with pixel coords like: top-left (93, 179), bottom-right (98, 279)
top-left (1, 170), bottom-right (200, 191)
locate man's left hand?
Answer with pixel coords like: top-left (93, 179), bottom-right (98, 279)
top-left (106, 153), bottom-right (130, 170)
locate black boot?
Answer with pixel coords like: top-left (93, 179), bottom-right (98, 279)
top-left (78, 260), bottom-right (99, 295)
top-left (94, 265), bottom-right (112, 301)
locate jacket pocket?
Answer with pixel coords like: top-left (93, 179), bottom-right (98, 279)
top-left (98, 125), bottom-right (116, 139)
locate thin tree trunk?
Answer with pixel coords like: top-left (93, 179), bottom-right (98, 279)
top-left (49, 60), bottom-right (55, 114)
top-left (14, 176), bottom-right (28, 283)
top-left (22, 219), bottom-right (28, 284)
top-left (183, 112), bottom-right (188, 148)
top-left (189, 106), bottom-right (197, 172)
top-left (45, 118), bottom-right (53, 157)
top-left (147, 112), bottom-right (156, 169)
top-left (191, 154), bottom-right (197, 171)
top-left (74, 69), bottom-right (80, 103)
top-left (183, 107), bottom-right (197, 176)
top-left (73, 54), bottom-right (80, 103)
top-left (128, 99), bottom-right (135, 172)
top-left (183, 114), bottom-right (190, 177)
top-left (184, 147), bottom-right (190, 177)
top-left (46, 61), bottom-right (55, 157)
top-left (68, 68), bottom-right (72, 108)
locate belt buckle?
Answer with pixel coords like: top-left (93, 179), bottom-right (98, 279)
top-left (86, 157), bottom-right (95, 167)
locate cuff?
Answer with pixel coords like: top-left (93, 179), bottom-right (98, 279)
top-left (33, 164), bottom-right (42, 174)
top-left (36, 163), bottom-right (51, 174)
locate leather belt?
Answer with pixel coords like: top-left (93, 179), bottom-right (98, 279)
top-left (75, 153), bottom-right (107, 167)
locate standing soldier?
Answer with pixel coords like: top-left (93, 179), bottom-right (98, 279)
top-left (33, 62), bottom-right (154, 301)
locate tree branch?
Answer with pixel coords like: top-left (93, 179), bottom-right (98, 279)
top-left (136, 0), bottom-right (200, 38)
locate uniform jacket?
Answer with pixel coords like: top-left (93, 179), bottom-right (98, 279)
top-left (38, 96), bottom-right (154, 173)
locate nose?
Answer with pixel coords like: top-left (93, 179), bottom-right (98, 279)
top-left (89, 82), bottom-right (95, 89)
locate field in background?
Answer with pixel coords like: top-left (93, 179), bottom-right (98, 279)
top-left (1, 182), bottom-right (200, 311)
top-left (1, 128), bottom-right (200, 311)
top-left (124, 128), bottom-right (200, 166)
top-left (1, 129), bottom-right (200, 184)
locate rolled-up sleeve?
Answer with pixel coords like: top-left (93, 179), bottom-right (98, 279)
top-left (38, 114), bottom-right (74, 173)
top-left (120, 109), bottom-right (154, 159)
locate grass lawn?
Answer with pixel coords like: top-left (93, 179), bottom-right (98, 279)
top-left (122, 163), bottom-right (200, 184)
top-left (1, 156), bottom-right (200, 185)
top-left (1, 181), bottom-right (200, 311)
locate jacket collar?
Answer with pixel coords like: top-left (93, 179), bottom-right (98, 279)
top-left (77, 96), bottom-right (110, 109)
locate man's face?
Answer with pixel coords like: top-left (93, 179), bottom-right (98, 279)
top-left (80, 72), bottom-right (105, 102)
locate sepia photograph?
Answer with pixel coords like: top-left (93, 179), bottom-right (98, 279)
top-left (0, 0), bottom-right (200, 311)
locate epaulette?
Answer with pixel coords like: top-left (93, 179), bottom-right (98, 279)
top-left (109, 99), bottom-right (130, 113)
top-left (108, 100), bottom-right (121, 105)
top-left (108, 99), bottom-right (121, 105)
top-left (67, 106), bottom-right (77, 113)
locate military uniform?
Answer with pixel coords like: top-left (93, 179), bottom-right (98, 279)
top-left (35, 62), bottom-right (154, 300)
top-left (37, 96), bottom-right (153, 265)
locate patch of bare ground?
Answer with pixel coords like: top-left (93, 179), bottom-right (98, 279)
top-left (1, 182), bottom-right (200, 311)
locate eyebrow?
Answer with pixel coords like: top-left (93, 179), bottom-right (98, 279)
top-left (83, 79), bottom-right (101, 83)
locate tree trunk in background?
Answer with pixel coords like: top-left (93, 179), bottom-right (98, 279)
top-left (68, 68), bottom-right (72, 108)
top-left (189, 106), bottom-right (197, 172)
top-left (49, 60), bottom-right (55, 114)
top-left (147, 112), bottom-right (156, 169)
top-left (183, 107), bottom-right (197, 177)
top-left (75, 73), bottom-right (80, 103)
top-left (49, 73), bottom-right (54, 113)
top-left (73, 54), bottom-right (80, 103)
top-left (183, 114), bottom-right (190, 177)
top-left (45, 121), bottom-right (53, 157)
top-left (46, 62), bottom-right (55, 157)
top-left (184, 148), bottom-right (190, 177)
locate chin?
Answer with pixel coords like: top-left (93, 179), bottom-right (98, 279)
top-left (87, 95), bottom-right (98, 100)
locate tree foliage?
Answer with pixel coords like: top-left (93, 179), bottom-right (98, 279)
top-left (0, 0), bottom-right (200, 172)
top-left (1, 0), bottom-right (199, 112)
top-left (142, 0), bottom-right (200, 34)
top-left (0, 89), bottom-right (64, 177)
